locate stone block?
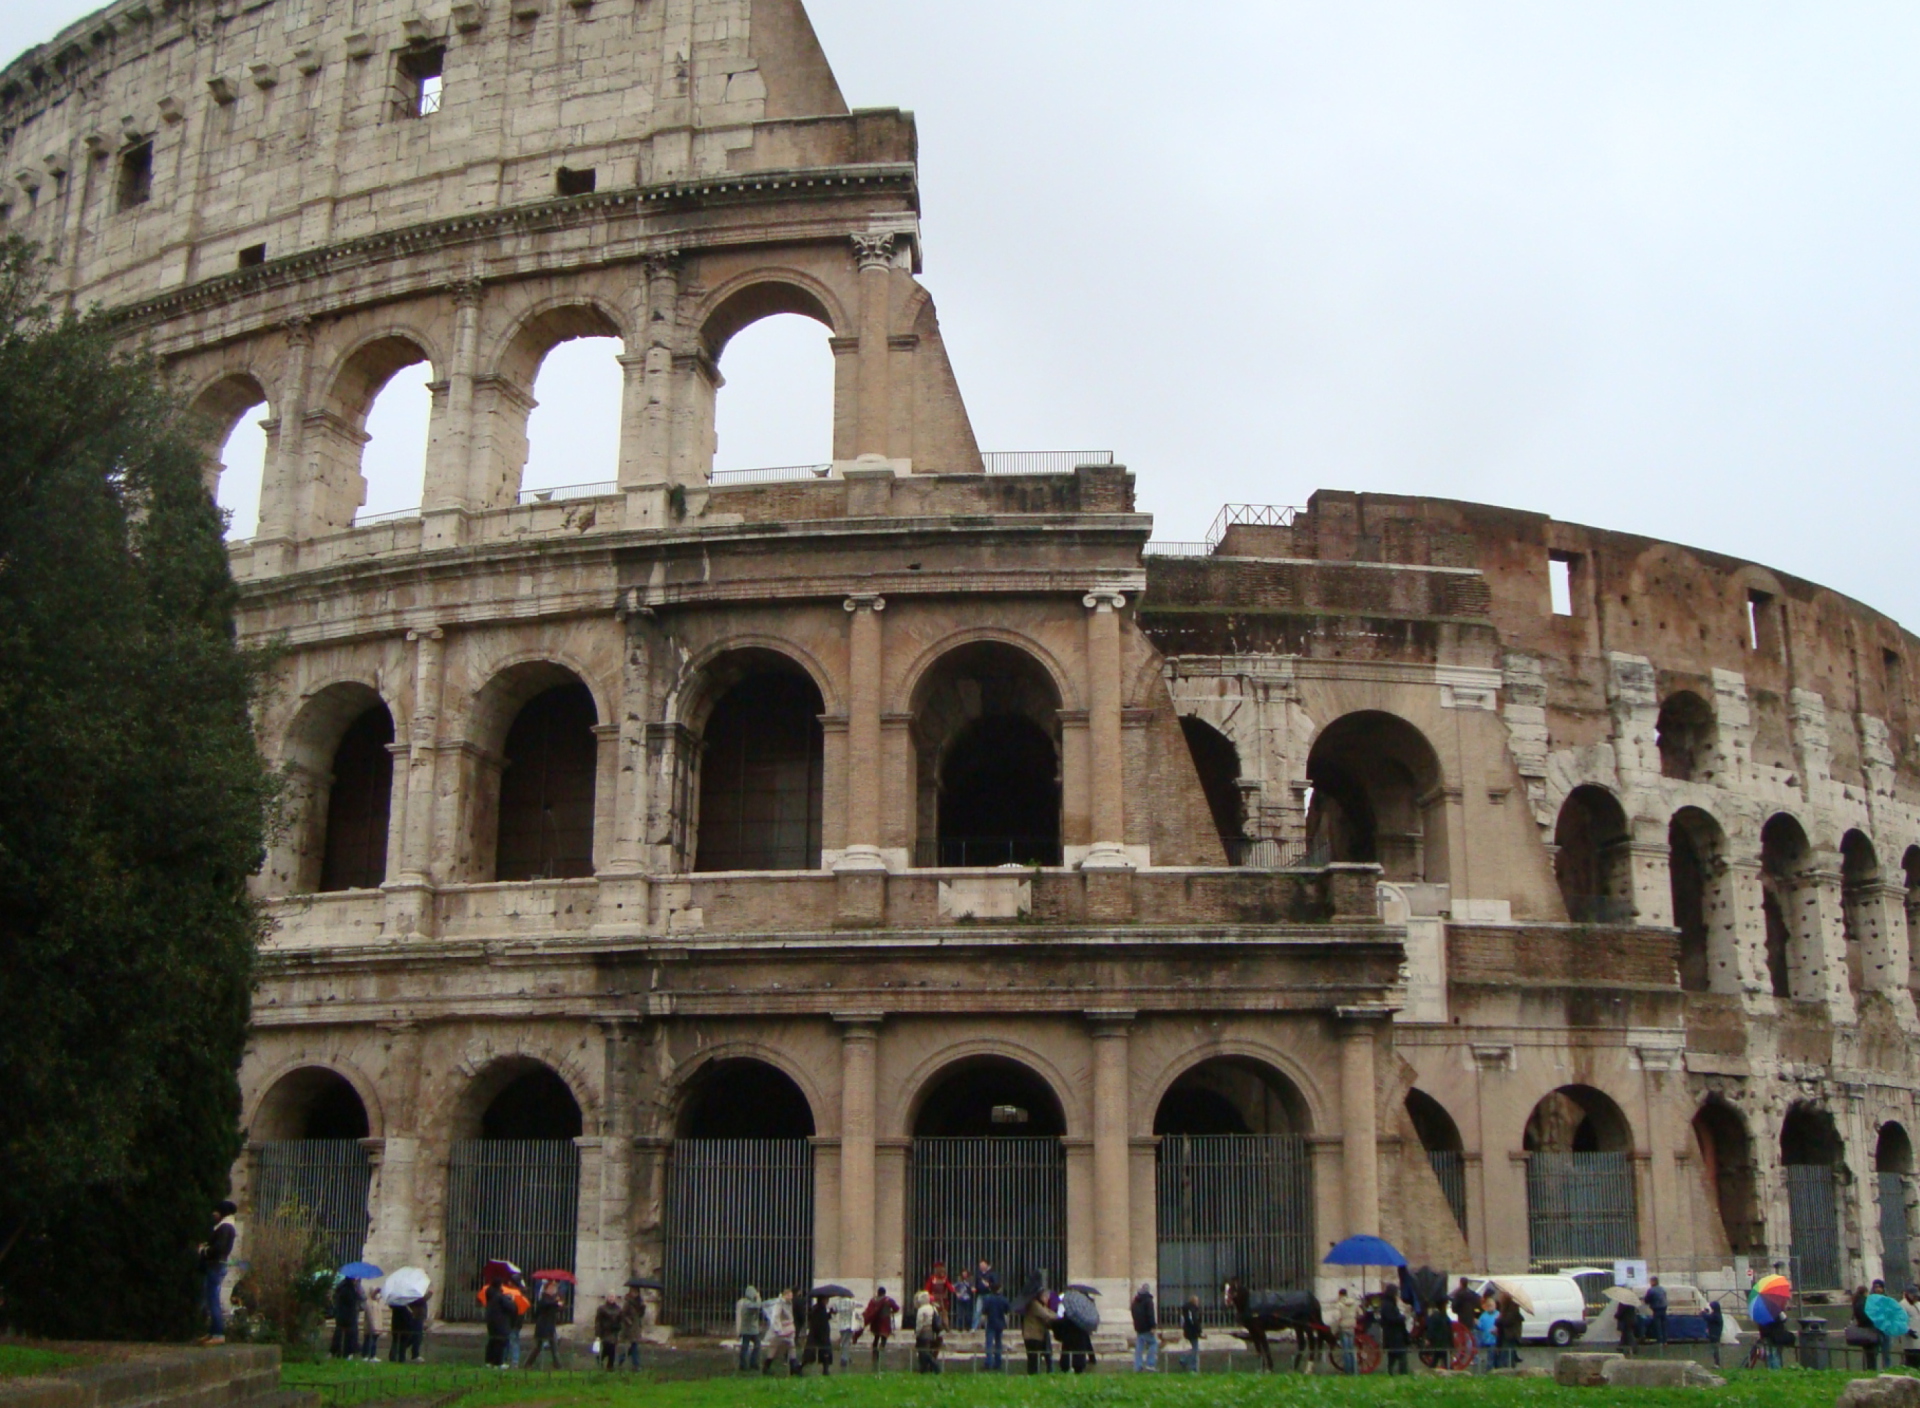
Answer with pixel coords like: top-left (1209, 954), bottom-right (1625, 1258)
top-left (1601, 1357), bottom-right (1723, 1388)
top-left (1556, 1353), bottom-right (1623, 1387)
top-left (1837, 1376), bottom-right (1920, 1408)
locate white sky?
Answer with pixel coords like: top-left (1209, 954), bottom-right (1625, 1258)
top-left (11, 3), bottom-right (1920, 626)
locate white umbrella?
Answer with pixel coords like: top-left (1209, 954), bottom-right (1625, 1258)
top-left (385, 1266), bottom-right (431, 1305)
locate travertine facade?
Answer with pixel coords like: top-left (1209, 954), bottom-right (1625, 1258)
top-left (9, 0), bottom-right (1917, 1329)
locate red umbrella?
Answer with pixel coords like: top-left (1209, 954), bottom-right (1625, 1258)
top-left (482, 1259), bottom-right (522, 1284)
top-left (532, 1270), bottom-right (577, 1284)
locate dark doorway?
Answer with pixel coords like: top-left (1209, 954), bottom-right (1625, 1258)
top-left (1878, 1124), bottom-right (1913, 1297)
top-left (936, 715), bottom-right (1061, 867)
top-left (695, 671), bottom-right (824, 872)
top-left (1305, 711), bottom-right (1445, 882)
top-left (1523, 1086), bottom-right (1639, 1269)
top-left (1669, 811), bottom-right (1714, 992)
top-left (496, 683), bottom-right (597, 881)
top-left (1407, 1089), bottom-right (1469, 1239)
top-left (482, 1067), bottom-right (584, 1140)
top-left (1692, 1098), bottom-right (1763, 1256)
top-left (1180, 717), bottom-right (1246, 862)
top-left (678, 1060), bottom-right (815, 1139)
top-left (1782, 1104), bottom-right (1844, 1289)
top-left (1762, 814), bottom-right (1812, 1000)
top-left (319, 706), bottom-right (395, 892)
top-left (1554, 786), bottom-right (1632, 923)
top-left (252, 1070), bottom-right (374, 1271)
top-left (1656, 692), bottom-right (1715, 782)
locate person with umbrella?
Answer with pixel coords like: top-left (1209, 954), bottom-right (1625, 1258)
top-left (862, 1286), bottom-right (899, 1369)
top-left (1611, 1287), bottom-right (1639, 1356)
top-left (385, 1268), bottom-right (430, 1362)
top-left (1378, 1281), bottom-right (1411, 1375)
top-left (1863, 1281), bottom-right (1910, 1370)
top-left (594, 1293), bottom-right (624, 1371)
top-left (330, 1274), bottom-right (366, 1359)
top-left (618, 1279), bottom-right (650, 1369)
top-left (1017, 1275), bottom-right (1057, 1374)
top-left (733, 1284), bottom-right (764, 1371)
top-left (800, 1289), bottom-right (836, 1375)
top-left (1056, 1285), bottom-right (1100, 1374)
top-left (1750, 1274), bottom-right (1794, 1369)
top-left (525, 1280), bottom-right (565, 1369)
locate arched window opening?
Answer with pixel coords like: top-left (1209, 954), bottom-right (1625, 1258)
top-left (1762, 814), bottom-right (1815, 1001)
top-left (664, 1059), bottom-right (817, 1331)
top-left (1180, 717), bottom-right (1247, 863)
top-left (915, 1057), bottom-right (1066, 1139)
top-left (912, 643), bottom-right (1061, 867)
top-left (1155, 1059), bottom-right (1316, 1310)
top-left (522, 336), bottom-right (623, 496)
top-left (251, 1069), bottom-right (374, 1268)
top-left (496, 683), bottom-right (598, 882)
top-left (1305, 711), bottom-right (1446, 883)
top-left (694, 666), bottom-right (824, 873)
top-left (190, 375), bottom-right (274, 541)
top-left (1554, 785), bottom-right (1632, 924)
top-left (1877, 1123), bottom-right (1913, 1296)
top-left (1691, 1099), bottom-right (1762, 1256)
top-left (356, 357), bottom-right (433, 523)
top-left (1406, 1089), bottom-right (1468, 1239)
top-left (709, 310), bottom-right (835, 477)
top-left (1669, 808), bottom-right (1724, 992)
top-left (1842, 830), bottom-right (1880, 998)
top-left (1523, 1085), bottom-right (1638, 1270)
top-left (1656, 691), bottom-right (1716, 782)
top-left (318, 705), bottom-right (395, 893)
top-left (447, 1059), bottom-right (584, 1323)
top-left (1782, 1103), bottom-right (1846, 1290)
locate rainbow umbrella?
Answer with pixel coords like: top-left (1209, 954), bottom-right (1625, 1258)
top-left (1753, 1274), bottom-right (1792, 1306)
top-left (1749, 1293), bottom-right (1782, 1327)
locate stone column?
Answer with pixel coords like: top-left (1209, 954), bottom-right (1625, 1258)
top-left (385, 626), bottom-right (444, 938)
top-left (255, 315), bottom-right (311, 556)
top-left (851, 235), bottom-right (896, 459)
top-left (836, 1015), bottom-right (881, 1294)
top-left (837, 595), bottom-right (888, 871)
top-left (1089, 1010), bottom-right (1134, 1293)
top-left (422, 278), bottom-right (482, 549)
top-left (624, 254), bottom-right (682, 519)
top-left (1339, 1018), bottom-right (1381, 1237)
top-left (1627, 840), bottom-right (1673, 926)
top-left (596, 611), bottom-right (653, 934)
top-left (1080, 590), bottom-right (1131, 870)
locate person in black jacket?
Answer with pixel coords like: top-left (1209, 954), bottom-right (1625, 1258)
top-left (801, 1294), bottom-right (835, 1375)
top-left (330, 1277), bottom-right (364, 1359)
top-left (1180, 1296), bottom-right (1204, 1372)
top-left (197, 1201), bottom-right (238, 1345)
top-left (484, 1283), bottom-right (516, 1368)
top-left (1130, 1284), bottom-right (1158, 1372)
top-left (526, 1283), bottom-right (564, 1369)
top-left (1378, 1284), bottom-right (1410, 1375)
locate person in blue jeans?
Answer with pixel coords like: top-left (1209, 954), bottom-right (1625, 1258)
top-left (198, 1201), bottom-right (238, 1344)
top-left (1645, 1278), bottom-right (1669, 1349)
top-left (977, 1287), bottom-right (1010, 1370)
top-left (1130, 1284), bottom-right (1158, 1371)
top-left (1180, 1297), bottom-right (1204, 1371)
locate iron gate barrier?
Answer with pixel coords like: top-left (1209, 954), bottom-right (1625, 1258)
top-left (1879, 1172), bottom-right (1911, 1296)
top-left (1429, 1150), bottom-right (1470, 1241)
top-left (910, 1137), bottom-right (1066, 1295)
top-left (1156, 1133), bottom-right (1314, 1327)
top-left (254, 1140), bottom-right (373, 1270)
top-left (662, 1139), bottom-right (814, 1332)
top-left (1788, 1164), bottom-right (1842, 1291)
top-left (1526, 1151), bottom-right (1639, 1270)
top-left (444, 1140), bottom-right (581, 1322)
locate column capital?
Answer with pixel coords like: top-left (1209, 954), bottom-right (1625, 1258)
top-left (406, 625), bottom-right (445, 644)
top-left (844, 594), bottom-right (887, 613)
top-left (1335, 1005), bottom-right (1395, 1027)
top-left (643, 249), bottom-right (683, 281)
top-left (1083, 589), bottom-right (1127, 611)
top-left (281, 313), bottom-right (314, 346)
top-left (1085, 1008), bottom-right (1136, 1035)
top-left (851, 232), bottom-right (899, 270)
top-left (834, 1011), bottom-right (885, 1032)
top-left (449, 277), bottom-right (485, 309)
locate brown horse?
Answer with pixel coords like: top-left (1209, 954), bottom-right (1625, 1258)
top-left (1224, 1280), bottom-right (1333, 1371)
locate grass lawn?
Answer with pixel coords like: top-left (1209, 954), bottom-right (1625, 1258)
top-left (281, 1359), bottom-right (1895, 1408)
top-left (0, 1344), bottom-right (82, 1378)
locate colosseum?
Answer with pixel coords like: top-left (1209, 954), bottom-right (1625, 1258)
top-left (6, 0), bottom-right (1917, 1336)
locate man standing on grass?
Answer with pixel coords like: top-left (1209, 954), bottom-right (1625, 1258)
top-left (1131, 1283), bottom-right (1158, 1371)
top-left (977, 1283), bottom-right (1010, 1371)
top-left (196, 1201), bottom-right (238, 1345)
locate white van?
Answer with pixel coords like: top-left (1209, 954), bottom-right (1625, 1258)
top-left (1478, 1275), bottom-right (1592, 1347)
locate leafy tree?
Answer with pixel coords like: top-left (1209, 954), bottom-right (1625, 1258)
top-left (0, 237), bottom-right (277, 1339)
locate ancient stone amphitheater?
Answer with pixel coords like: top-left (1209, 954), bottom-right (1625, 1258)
top-left (7, 0), bottom-right (1915, 1334)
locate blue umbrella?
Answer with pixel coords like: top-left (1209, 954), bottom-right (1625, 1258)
top-left (1324, 1236), bottom-right (1407, 1268)
top-left (339, 1261), bottom-right (383, 1280)
top-left (1866, 1294), bottom-right (1910, 1338)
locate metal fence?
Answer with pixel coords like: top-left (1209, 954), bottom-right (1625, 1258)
top-left (1880, 1172), bottom-right (1911, 1296)
top-left (914, 836), bottom-right (1061, 868)
top-left (253, 1141), bottom-right (373, 1270)
top-left (911, 1138), bottom-right (1066, 1295)
top-left (517, 481), bottom-right (617, 504)
top-left (1156, 1134), bottom-right (1315, 1327)
top-left (662, 1139), bottom-right (815, 1333)
top-left (708, 464), bottom-right (832, 485)
top-left (1429, 1150), bottom-right (1469, 1240)
top-left (981, 451), bottom-right (1115, 475)
top-left (443, 1140), bottom-right (581, 1322)
top-left (1787, 1164), bottom-right (1843, 1290)
top-left (1526, 1151), bottom-right (1639, 1270)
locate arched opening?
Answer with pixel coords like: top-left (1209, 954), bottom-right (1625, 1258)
top-left (912, 642), bottom-right (1062, 867)
top-left (1406, 1089), bottom-right (1469, 1238)
top-left (190, 374), bottom-right (272, 541)
top-left (1180, 717), bottom-right (1247, 862)
top-left (1781, 1103), bottom-right (1846, 1290)
top-left (693, 659), bottom-right (825, 872)
top-left (250, 1068), bottom-right (374, 1269)
top-left (1304, 711), bottom-right (1447, 883)
top-left (1762, 814), bottom-right (1816, 1001)
top-left (522, 336), bottom-right (623, 497)
top-left (343, 341), bottom-right (434, 526)
top-left (1553, 785), bottom-right (1632, 924)
top-left (495, 682), bottom-right (598, 881)
top-left (664, 1058), bottom-right (817, 1329)
top-left (1154, 1058), bottom-right (1315, 1314)
top-left (1877, 1123), bottom-right (1914, 1295)
top-left (446, 1059), bottom-right (583, 1321)
top-left (1691, 1098), bottom-right (1763, 1257)
top-left (910, 1057), bottom-right (1067, 1297)
top-left (1669, 807), bottom-right (1730, 993)
top-left (710, 312), bottom-right (837, 477)
top-left (1842, 830), bottom-right (1880, 998)
top-left (1522, 1086), bottom-right (1638, 1270)
top-left (1656, 691), bottom-right (1716, 782)
top-left (318, 705), bottom-right (395, 893)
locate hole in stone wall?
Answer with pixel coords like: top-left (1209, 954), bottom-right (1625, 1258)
top-left (555, 166), bottom-right (596, 196)
top-left (1693, 1098), bottom-right (1763, 1255)
top-left (397, 47), bottom-right (445, 118)
top-left (238, 243), bottom-right (266, 267)
top-left (1553, 785), bottom-right (1631, 923)
top-left (1549, 553), bottom-right (1576, 616)
top-left (1762, 813), bottom-right (1813, 1000)
top-left (915, 1057), bottom-right (1065, 1138)
top-left (1656, 691), bottom-right (1715, 782)
top-left (116, 141), bottom-right (152, 211)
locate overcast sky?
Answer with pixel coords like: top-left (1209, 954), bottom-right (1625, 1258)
top-left (10, 3), bottom-right (1920, 627)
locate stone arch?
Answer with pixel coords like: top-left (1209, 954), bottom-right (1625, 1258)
top-left (273, 680), bottom-right (401, 897)
top-left (1152, 1055), bottom-right (1311, 1136)
top-left (675, 1056), bottom-right (818, 1139)
top-left (451, 1054), bottom-right (588, 1141)
top-left (1179, 715), bottom-right (1246, 861)
top-left (1524, 1084), bottom-right (1634, 1154)
top-left (1140, 1039), bottom-right (1331, 1137)
top-left (1781, 1101), bottom-right (1850, 1289)
top-left (669, 635), bottom-right (842, 731)
top-left (1670, 805), bottom-right (1736, 993)
top-left (696, 269), bottom-right (849, 356)
top-left (1762, 812), bottom-right (1819, 1001)
top-left (186, 369), bottom-right (274, 501)
top-left (910, 1053), bottom-right (1068, 1138)
top-left (887, 1039), bottom-right (1081, 1140)
top-left (908, 639), bottom-right (1064, 867)
top-left (1692, 1095), bottom-right (1763, 1256)
top-left (667, 1042), bottom-right (831, 1140)
top-left (1406, 1087), bottom-right (1470, 1239)
top-left (1876, 1120), bottom-right (1915, 1295)
top-left (1842, 829), bottom-right (1880, 998)
top-left (248, 1061), bottom-right (381, 1140)
top-left (491, 297), bottom-right (631, 387)
top-left (1553, 784), bottom-right (1632, 923)
top-left (310, 329), bottom-right (443, 534)
top-left (1522, 1085), bottom-right (1641, 1267)
top-left (690, 649), bottom-right (826, 873)
top-left (894, 627), bottom-right (1079, 717)
top-left (1656, 690), bottom-right (1717, 782)
top-left (481, 298), bottom-right (631, 508)
top-left (1304, 710), bottom-right (1448, 883)
top-left (456, 661), bottom-right (604, 883)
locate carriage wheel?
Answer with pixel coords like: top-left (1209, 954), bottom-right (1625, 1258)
top-left (1356, 1331), bottom-right (1383, 1375)
top-left (1450, 1323), bottom-right (1476, 1372)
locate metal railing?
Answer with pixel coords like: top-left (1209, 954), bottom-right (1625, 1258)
top-left (1143, 540), bottom-right (1212, 557)
top-left (911, 1137), bottom-right (1067, 1299)
top-left (1227, 837), bottom-right (1331, 869)
top-left (353, 506), bottom-right (421, 526)
top-left (1787, 1164), bottom-right (1843, 1290)
top-left (1157, 1133), bottom-right (1315, 1327)
top-left (981, 450), bottom-right (1114, 475)
top-left (443, 1140), bottom-right (581, 1323)
top-left (663, 1138), bottom-right (814, 1332)
top-left (915, 836), bottom-right (1061, 868)
top-left (517, 481), bottom-right (617, 504)
top-left (1206, 502), bottom-right (1303, 549)
top-left (709, 463), bottom-right (833, 485)
top-left (254, 1141), bottom-right (373, 1270)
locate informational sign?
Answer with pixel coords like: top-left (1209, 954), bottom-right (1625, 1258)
top-left (1614, 1259), bottom-right (1649, 1289)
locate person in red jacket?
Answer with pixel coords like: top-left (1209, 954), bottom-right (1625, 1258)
top-left (924, 1263), bottom-right (953, 1320)
top-left (863, 1287), bottom-right (900, 1368)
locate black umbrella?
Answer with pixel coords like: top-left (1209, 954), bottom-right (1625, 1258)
top-left (1066, 1284), bottom-right (1101, 1295)
top-left (811, 1284), bottom-right (854, 1299)
top-left (626, 1277), bottom-right (664, 1291)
